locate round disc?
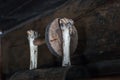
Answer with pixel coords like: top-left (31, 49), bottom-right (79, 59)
top-left (45, 18), bottom-right (78, 57)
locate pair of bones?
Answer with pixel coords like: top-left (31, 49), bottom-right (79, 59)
top-left (27, 18), bottom-right (75, 70)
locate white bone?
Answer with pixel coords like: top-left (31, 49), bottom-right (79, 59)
top-left (27, 30), bottom-right (39, 70)
top-left (0, 31), bottom-right (2, 35)
top-left (60, 18), bottom-right (72, 67)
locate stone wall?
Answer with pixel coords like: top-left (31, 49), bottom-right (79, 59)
top-left (1, 0), bottom-right (120, 79)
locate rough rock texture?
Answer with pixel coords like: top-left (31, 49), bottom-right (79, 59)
top-left (0, 0), bottom-right (68, 31)
top-left (9, 67), bottom-right (88, 80)
top-left (9, 67), bottom-right (120, 80)
top-left (10, 68), bottom-right (68, 80)
top-left (1, 0), bottom-right (120, 80)
top-left (89, 77), bottom-right (120, 80)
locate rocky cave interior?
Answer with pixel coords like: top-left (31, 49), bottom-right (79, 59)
top-left (0, 0), bottom-right (120, 80)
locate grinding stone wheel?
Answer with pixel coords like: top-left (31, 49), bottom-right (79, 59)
top-left (45, 18), bottom-right (78, 57)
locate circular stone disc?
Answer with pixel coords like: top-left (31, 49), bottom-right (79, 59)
top-left (45, 18), bottom-right (78, 57)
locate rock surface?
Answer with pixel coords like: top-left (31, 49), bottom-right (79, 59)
top-left (9, 67), bottom-right (88, 80)
top-left (1, 0), bottom-right (120, 79)
top-left (0, 0), bottom-right (68, 31)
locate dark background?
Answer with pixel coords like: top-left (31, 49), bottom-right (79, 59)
top-left (0, 0), bottom-right (67, 31)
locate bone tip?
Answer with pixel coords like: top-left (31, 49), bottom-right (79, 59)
top-left (27, 30), bottom-right (33, 35)
top-left (70, 19), bottom-right (74, 24)
top-left (59, 20), bottom-right (62, 24)
top-left (61, 18), bottom-right (67, 23)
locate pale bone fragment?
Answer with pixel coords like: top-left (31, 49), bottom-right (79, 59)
top-left (27, 30), bottom-right (39, 70)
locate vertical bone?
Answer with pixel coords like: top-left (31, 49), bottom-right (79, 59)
top-left (60, 18), bottom-right (72, 67)
top-left (27, 30), bottom-right (39, 70)
top-left (0, 31), bottom-right (2, 80)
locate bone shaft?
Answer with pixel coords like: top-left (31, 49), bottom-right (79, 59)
top-left (27, 30), bottom-right (38, 70)
top-left (29, 39), bottom-right (36, 70)
top-left (0, 34), bottom-right (2, 80)
top-left (34, 46), bottom-right (38, 69)
top-left (62, 29), bottom-right (71, 67)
